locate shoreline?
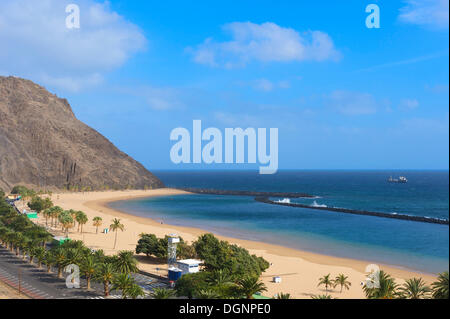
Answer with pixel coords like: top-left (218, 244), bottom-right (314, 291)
top-left (45, 189), bottom-right (439, 299)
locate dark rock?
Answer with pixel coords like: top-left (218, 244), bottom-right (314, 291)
top-left (0, 76), bottom-right (164, 191)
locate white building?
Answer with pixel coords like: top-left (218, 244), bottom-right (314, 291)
top-left (176, 259), bottom-right (202, 275)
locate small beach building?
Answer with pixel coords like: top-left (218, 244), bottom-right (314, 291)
top-left (6, 194), bottom-right (21, 202)
top-left (176, 259), bottom-right (202, 275)
top-left (168, 267), bottom-right (183, 281)
top-left (26, 211), bottom-right (38, 219)
top-left (53, 236), bottom-right (71, 246)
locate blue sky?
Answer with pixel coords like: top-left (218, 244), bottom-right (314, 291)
top-left (0, 0), bottom-right (448, 170)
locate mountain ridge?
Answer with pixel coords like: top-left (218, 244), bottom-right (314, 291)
top-left (0, 76), bottom-right (164, 192)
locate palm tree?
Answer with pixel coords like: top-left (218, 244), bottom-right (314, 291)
top-left (93, 216), bottom-right (103, 234)
top-left (127, 284), bottom-right (146, 299)
top-left (110, 218), bottom-right (125, 250)
top-left (363, 270), bottom-right (398, 299)
top-left (27, 242), bottom-right (38, 264)
top-left (112, 273), bottom-right (135, 299)
top-left (113, 251), bottom-right (139, 274)
top-left (333, 274), bottom-right (351, 293)
top-left (312, 294), bottom-right (333, 299)
top-left (12, 233), bottom-right (25, 256)
top-left (44, 251), bottom-right (55, 273)
top-left (37, 231), bottom-right (53, 248)
top-left (43, 208), bottom-right (52, 226)
top-left (34, 247), bottom-right (46, 269)
top-left (76, 211), bottom-right (88, 233)
top-left (52, 248), bottom-right (67, 278)
top-left (97, 263), bottom-right (115, 297)
top-left (276, 292), bottom-right (291, 299)
top-left (49, 206), bottom-right (63, 227)
top-left (431, 272), bottom-right (449, 299)
top-left (68, 209), bottom-right (78, 228)
top-left (151, 288), bottom-right (177, 299)
top-left (195, 289), bottom-right (220, 299)
top-left (318, 274), bottom-right (333, 294)
top-left (80, 255), bottom-right (97, 290)
top-left (59, 211), bottom-right (74, 237)
top-left (207, 269), bottom-right (234, 286)
top-left (237, 276), bottom-right (267, 299)
top-left (398, 278), bottom-right (430, 299)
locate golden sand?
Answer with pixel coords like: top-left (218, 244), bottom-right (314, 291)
top-left (30, 189), bottom-right (437, 299)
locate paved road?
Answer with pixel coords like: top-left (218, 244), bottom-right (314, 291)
top-left (0, 247), bottom-right (118, 299)
top-left (0, 246), bottom-right (169, 299)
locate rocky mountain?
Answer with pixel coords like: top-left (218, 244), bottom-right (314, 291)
top-left (0, 76), bottom-right (164, 192)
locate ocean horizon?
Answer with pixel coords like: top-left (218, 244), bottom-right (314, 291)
top-left (110, 170), bottom-right (449, 274)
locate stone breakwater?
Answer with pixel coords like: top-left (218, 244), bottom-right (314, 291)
top-left (255, 197), bottom-right (449, 226)
top-left (179, 188), bottom-right (449, 226)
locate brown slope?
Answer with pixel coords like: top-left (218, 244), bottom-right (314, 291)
top-left (0, 76), bottom-right (164, 192)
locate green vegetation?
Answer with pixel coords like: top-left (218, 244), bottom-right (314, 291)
top-left (110, 218), bottom-right (124, 249)
top-left (275, 292), bottom-right (291, 299)
top-left (193, 234), bottom-right (269, 278)
top-left (317, 274), bottom-right (333, 293)
top-left (135, 232), bottom-right (270, 299)
top-left (0, 189), bottom-right (145, 298)
top-left (27, 196), bottom-right (53, 213)
top-left (93, 216), bottom-right (103, 234)
top-left (399, 277), bottom-right (431, 299)
top-left (363, 270), bottom-right (398, 299)
top-left (11, 185), bottom-right (35, 198)
top-left (333, 274), bottom-right (352, 293)
top-left (1, 186), bottom-right (448, 300)
top-left (431, 271), bottom-right (449, 299)
top-left (75, 211), bottom-right (88, 233)
top-left (136, 234), bottom-right (196, 260)
top-left (150, 287), bottom-right (177, 299)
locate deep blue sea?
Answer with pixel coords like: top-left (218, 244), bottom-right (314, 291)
top-left (110, 170), bottom-right (449, 274)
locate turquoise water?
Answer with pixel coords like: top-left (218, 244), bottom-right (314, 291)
top-left (110, 170), bottom-right (449, 274)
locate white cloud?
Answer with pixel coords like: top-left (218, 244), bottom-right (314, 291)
top-left (41, 73), bottom-right (103, 92)
top-left (0, 0), bottom-right (146, 91)
top-left (400, 98), bottom-right (420, 110)
top-left (188, 22), bottom-right (340, 68)
top-left (399, 0), bottom-right (449, 30)
top-left (328, 90), bottom-right (378, 116)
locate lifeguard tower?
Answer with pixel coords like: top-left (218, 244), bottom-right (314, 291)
top-left (167, 234), bottom-right (182, 281)
top-left (167, 234), bottom-right (180, 267)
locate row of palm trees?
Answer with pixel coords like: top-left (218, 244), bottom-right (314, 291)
top-left (42, 207), bottom-right (97, 236)
top-left (174, 269), bottom-right (271, 299)
top-left (41, 204), bottom-right (124, 249)
top-left (316, 270), bottom-right (449, 299)
top-left (0, 199), bottom-right (144, 298)
top-left (0, 231), bottom-right (145, 298)
top-left (363, 270), bottom-right (448, 299)
top-left (318, 273), bottom-right (352, 294)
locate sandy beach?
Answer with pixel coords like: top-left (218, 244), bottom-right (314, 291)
top-left (0, 280), bottom-right (28, 299)
top-left (31, 189), bottom-right (438, 299)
